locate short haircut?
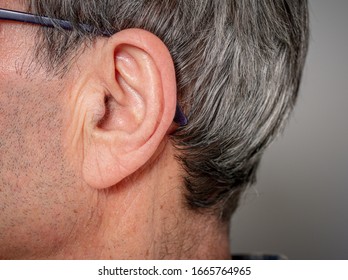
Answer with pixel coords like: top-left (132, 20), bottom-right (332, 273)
top-left (28, 0), bottom-right (309, 221)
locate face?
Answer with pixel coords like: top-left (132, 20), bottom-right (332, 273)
top-left (0, 1), bottom-right (99, 259)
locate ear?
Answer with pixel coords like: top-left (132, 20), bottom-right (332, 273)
top-left (80, 29), bottom-right (177, 189)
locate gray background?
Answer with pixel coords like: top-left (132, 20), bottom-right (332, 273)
top-left (230, 0), bottom-right (348, 260)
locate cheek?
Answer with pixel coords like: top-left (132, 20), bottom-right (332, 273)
top-left (0, 78), bottom-right (66, 175)
top-left (0, 21), bottom-right (92, 257)
top-left (0, 69), bottom-right (66, 171)
top-left (0, 79), bottom-right (86, 257)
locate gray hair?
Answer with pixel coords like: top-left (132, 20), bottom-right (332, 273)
top-left (28, 0), bottom-right (309, 221)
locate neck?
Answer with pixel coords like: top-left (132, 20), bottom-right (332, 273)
top-left (55, 207), bottom-right (231, 259)
top-left (53, 141), bottom-right (231, 259)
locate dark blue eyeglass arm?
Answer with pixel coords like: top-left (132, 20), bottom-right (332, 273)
top-left (0, 8), bottom-right (188, 127)
top-left (173, 104), bottom-right (188, 126)
top-left (0, 8), bottom-right (94, 33)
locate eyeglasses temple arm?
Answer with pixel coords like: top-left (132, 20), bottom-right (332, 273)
top-left (0, 8), bottom-right (94, 33)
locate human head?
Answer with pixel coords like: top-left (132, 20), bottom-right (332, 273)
top-left (0, 0), bottom-right (308, 259)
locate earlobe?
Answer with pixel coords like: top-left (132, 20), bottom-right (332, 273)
top-left (81, 29), bottom-right (177, 189)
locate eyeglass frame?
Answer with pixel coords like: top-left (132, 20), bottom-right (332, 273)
top-left (0, 8), bottom-right (188, 127)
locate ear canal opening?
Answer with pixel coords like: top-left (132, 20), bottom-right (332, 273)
top-left (97, 95), bottom-right (116, 131)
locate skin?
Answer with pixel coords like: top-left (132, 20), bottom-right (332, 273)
top-left (0, 0), bottom-right (230, 259)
